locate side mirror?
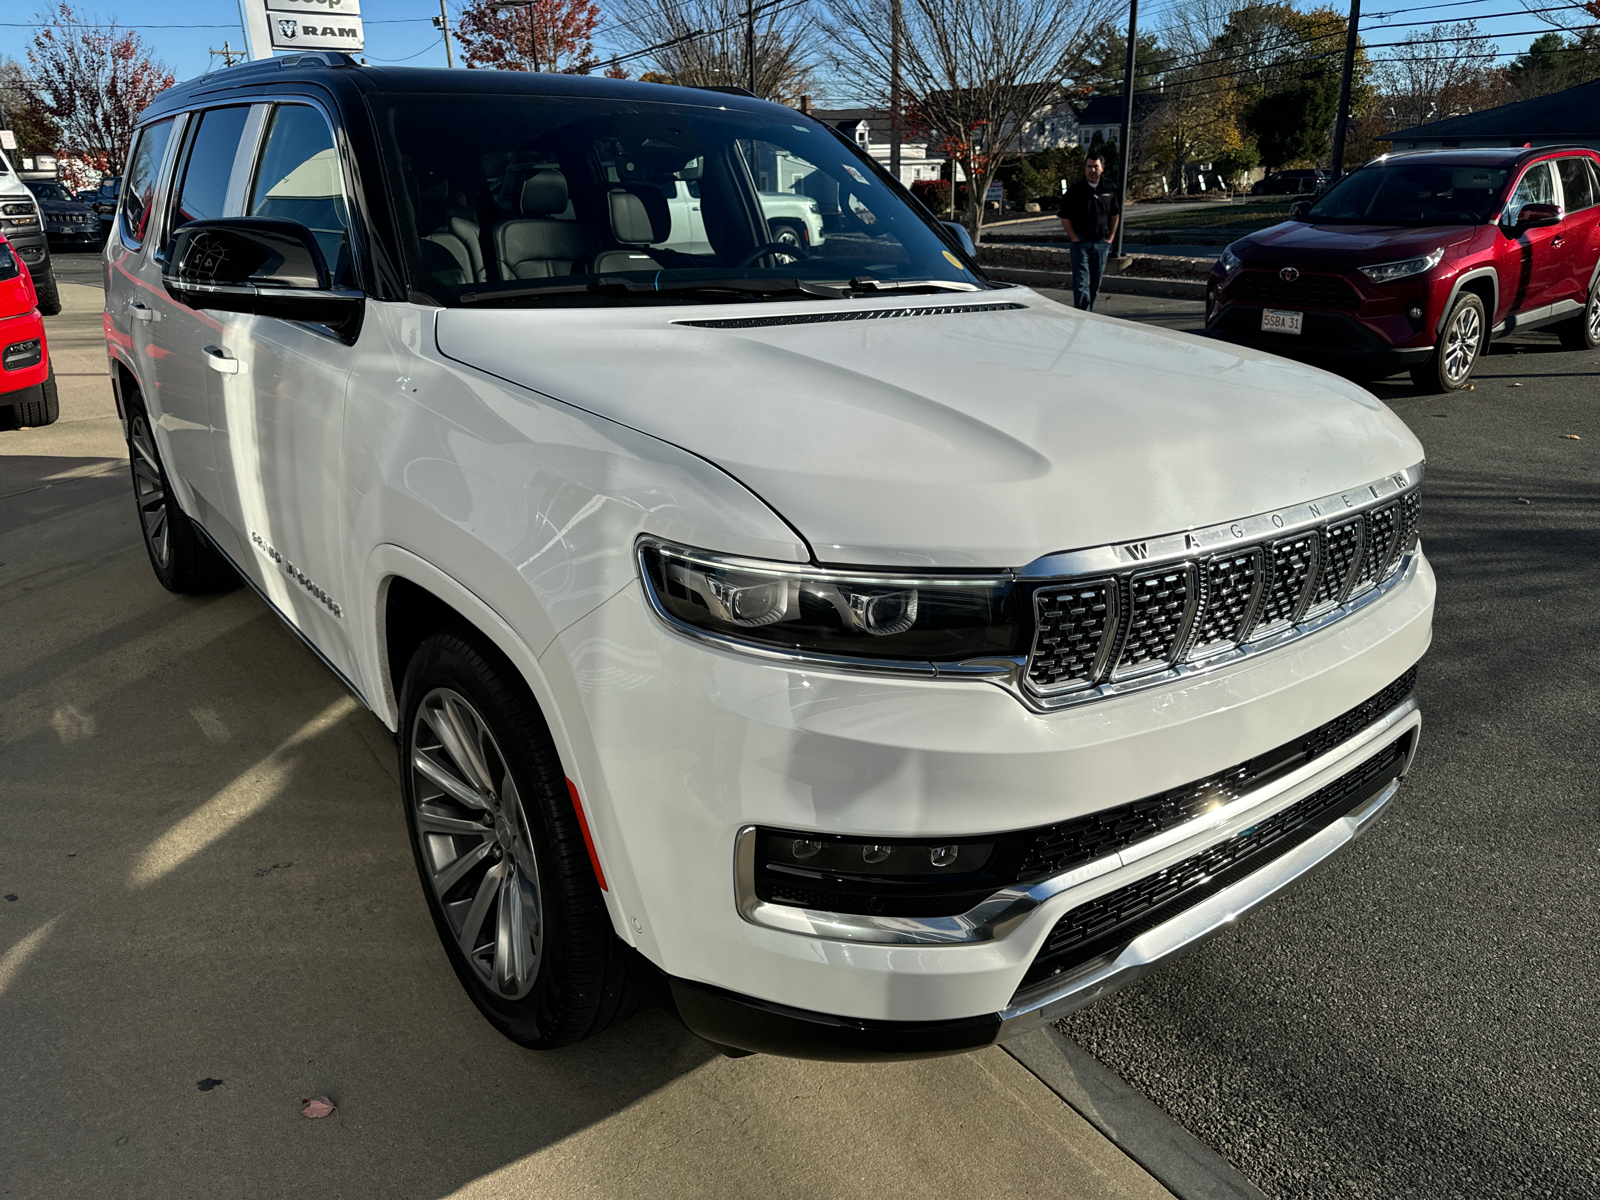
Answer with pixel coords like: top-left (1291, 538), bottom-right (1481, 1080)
top-left (158, 217), bottom-right (361, 327)
top-left (1510, 202), bottom-right (1562, 229)
top-left (941, 220), bottom-right (977, 257)
top-left (1289, 201), bottom-right (1311, 221)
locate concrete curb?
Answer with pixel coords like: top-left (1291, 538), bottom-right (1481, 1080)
top-left (1005, 1027), bottom-right (1270, 1200)
top-left (986, 266), bottom-right (1207, 301)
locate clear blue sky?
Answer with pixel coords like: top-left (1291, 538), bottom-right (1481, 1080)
top-left (0, 0), bottom-right (1569, 89)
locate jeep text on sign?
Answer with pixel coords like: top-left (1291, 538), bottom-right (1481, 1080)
top-left (265, 0), bottom-right (362, 14)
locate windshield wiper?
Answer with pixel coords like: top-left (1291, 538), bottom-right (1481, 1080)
top-left (458, 276), bottom-right (847, 305)
top-left (846, 277), bottom-right (982, 295)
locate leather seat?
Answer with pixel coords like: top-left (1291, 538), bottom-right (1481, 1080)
top-left (418, 176), bottom-right (485, 286)
top-left (591, 185), bottom-right (672, 273)
top-left (493, 170), bottom-right (598, 279)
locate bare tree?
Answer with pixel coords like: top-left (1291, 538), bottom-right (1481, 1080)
top-left (608, 0), bottom-right (823, 103)
top-left (824, 0), bottom-right (1118, 238)
top-left (1376, 22), bottom-right (1501, 130)
top-left (25, 3), bottom-right (172, 175)
top-left (1517, 0), bottom-right (1600, 31)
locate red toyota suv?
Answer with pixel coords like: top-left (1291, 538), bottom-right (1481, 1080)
top-left (1207, 147), bottom-right (1600, 391)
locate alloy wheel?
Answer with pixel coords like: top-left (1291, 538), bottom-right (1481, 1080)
top-left (1588, 287), bottom-right (1600, 343)
top-left (129, 416), bottom-right (169, 568)
top-left (1442, 302), bottom-right (1481, 385)
top-left (410, 687), bottom-right (543, 1000)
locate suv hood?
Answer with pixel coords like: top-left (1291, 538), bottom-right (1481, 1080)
top-left (1239, 220), bottom-right (1480, 266)
top-left (435, 292), bottom-right (1422, 568)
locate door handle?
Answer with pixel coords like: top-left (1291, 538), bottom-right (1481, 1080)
top-left (1552, 236), bottom-right (1565, 247)
top-left (129, 300), bottom-right (154, 322)
top-left (203, 345), bottom-right (240, 375)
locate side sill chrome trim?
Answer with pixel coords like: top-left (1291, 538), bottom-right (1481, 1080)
top-left (735, 694), bottom-right (1420, 946)
top-left (995, 774), bottom-right (1403, 1039)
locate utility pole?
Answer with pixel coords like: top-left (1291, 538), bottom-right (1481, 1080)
top-left (1112, 0), bottom-right (1138, 258)
top-left (209, 40), bottom-right (245, 67)
top-left (746, 2), bottom-right (756, 95)
top-left (1329, 0), bottom-right (1361, 181)
top-left (433, 0), bottom-right (456, 68)
top-left (889, 0), bottom-right (902, 184)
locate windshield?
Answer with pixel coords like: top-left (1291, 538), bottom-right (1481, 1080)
top-left (368, 92), bottom-right (985, 306)
top-left (1308, 162), bottom-right (1510, 225)
top-left (28, 182), bottom-right (71, 202)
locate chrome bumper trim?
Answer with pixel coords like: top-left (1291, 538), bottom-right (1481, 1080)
top-left (996, 771), bottom-right (1404, 1039)
top-left (736, 695), bottom-right (1421, 946)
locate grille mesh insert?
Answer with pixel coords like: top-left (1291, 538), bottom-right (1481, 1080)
top-left (1252, 534), bottom-right (1320, 633)
top-left (1114, 566), bottom-right (1194, 676)
top-left (1189, 550), bottom-right (1262, 655)
top-left (1225, 271), bottom-right (1363, 311)
top-left (1310, 517), bottom-right (1364, 610)
top-left (1028, 582), bottom-right (1115, 691)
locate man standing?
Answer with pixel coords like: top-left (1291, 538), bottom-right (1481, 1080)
top-left (1059, 152), bottom-right (1121, 311)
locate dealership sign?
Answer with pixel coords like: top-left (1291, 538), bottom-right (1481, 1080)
top-left (264, 0), bottom-right (364, 52)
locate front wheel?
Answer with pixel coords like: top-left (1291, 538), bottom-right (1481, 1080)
top-left (399, 630), bottom-right (635, 1048)
top-left (1557, 276), bottom-right (1600, 350)
top-left (1411, 293), bottom-right (1485, 393)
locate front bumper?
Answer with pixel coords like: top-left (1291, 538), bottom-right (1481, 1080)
top-left (0, 310), bottom-right (49, 399)
top-left (547, 546), bottom-right (1434, 1047)
top-left (1207, 303), bottom-right (1433, 373)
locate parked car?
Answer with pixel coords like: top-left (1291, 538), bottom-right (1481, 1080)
top-left (104, 58), bottom-right (1431, 1060)
top-left (0, 149), bottom-right (61, 316)
top-left (89, 175), bottom-right (121, 233)
top-left (1251, 169), bottom-right (1331, 196)
top-left (24, 179), bottom-right (101, 247)
top-left (1208, 147), bottom-right (1600, 391)
top-left (0, 234), bottom-right (58, 430)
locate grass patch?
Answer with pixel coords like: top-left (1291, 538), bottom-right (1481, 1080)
top-left (1125, 200), bottom-right (1291, 231)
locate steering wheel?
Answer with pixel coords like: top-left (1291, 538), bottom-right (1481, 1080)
top-left (734, 241), bottom-right (808, 268)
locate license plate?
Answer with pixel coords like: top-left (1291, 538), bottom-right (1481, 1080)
top-left (1261, 309), bottom-right (1303, 335)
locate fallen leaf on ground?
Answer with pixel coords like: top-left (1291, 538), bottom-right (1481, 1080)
top-left (1515, 498), bottom-right (1533, 505)
top-left (197, 1078), bottom-right (224, 1092)
top-left (1561, 434), bottom-right (1581, 440)
top-left (4, 894), bottom-right (16, 902)
top-left (301, 1096), bottom-right (337, 1119)
top-left (1510, 382), bottom-right (1523, 387)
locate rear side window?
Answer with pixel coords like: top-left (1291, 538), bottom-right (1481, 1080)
top-left (120, 118), bottom-right (175, 246)
top-left (1556, 156), bottom-right (1597, 212)
top-left (173, 106), bottom-right (251, 227)
top-left (248, 105), bottom-right (352, 284)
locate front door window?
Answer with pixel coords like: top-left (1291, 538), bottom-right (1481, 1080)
top-left (1505, 162), bottom-right (1556, 224)
top-left (249, 105), bottom-right (353, 285)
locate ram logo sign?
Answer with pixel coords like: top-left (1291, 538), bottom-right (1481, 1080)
top-left (265, 1), bottom-right (364, 50)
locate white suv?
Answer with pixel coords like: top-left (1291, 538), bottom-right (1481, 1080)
top-left (103, 58), bottom-right (1432, 1059)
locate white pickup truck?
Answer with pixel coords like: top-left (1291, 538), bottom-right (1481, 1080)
top-left (660, 179), bottom-right (826, 254)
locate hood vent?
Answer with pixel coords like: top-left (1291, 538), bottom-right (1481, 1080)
top-left (676, 302), bottom-right (1026, 330)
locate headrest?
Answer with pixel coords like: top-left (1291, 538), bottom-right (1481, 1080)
top-left (520, 170), bottom-right (569, 217)
top-left (608, 185), bottom-right (670, 245)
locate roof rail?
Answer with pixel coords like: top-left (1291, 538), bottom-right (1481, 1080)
top-left (278, 51), bottom-right (359, 69)
top-left (692, 85), bottom-right (757, 98)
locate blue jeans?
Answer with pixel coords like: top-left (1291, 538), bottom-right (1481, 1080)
top-left (1071, 239), bottom-right (1111, 311)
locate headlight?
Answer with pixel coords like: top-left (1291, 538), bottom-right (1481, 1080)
top-left (637, 539), bottom-right (1021, 671)
top-left (1360, 248), bottom-right (1444, 284)
top-left (1218, 244), bottom-right (1241, 273)
top-left (1, 201), bottom-right (34, 217)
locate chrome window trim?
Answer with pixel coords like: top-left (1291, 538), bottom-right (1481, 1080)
top-left (734, 692), bottom-right (1421, 946)
top-left (635, 462), bottom-right (1424, 712)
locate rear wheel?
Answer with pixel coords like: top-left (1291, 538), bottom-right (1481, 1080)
top-left (0, 365), bottom-right (60, 430)
top-left (1557, 276), bottom-right (1600, 350)
top-left (124, 394), bottom-right (238, 593)
top-left (399, 630), bottom-right (636, 1048)
top-left (1411, 293), bottom-right (1484, 393)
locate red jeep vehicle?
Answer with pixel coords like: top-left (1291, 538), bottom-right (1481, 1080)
top-left (0, 233), bottom-right (57, 429)
top-left (1207, 147), bottom-right (1600, 391)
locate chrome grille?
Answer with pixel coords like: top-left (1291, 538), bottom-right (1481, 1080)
top-left (1308, 517), bottom-right (1364, 612)
top-left (1113, 566), bottom-right (1196, 677)
top-left (1024, 484), bottom-right (1421, 701)
top-left (1028, 581), bottom-right (1116, 691)
top-left (1188, 549), bottom-right (1263, 657)
top-left (1251, 533), bottom-right (1320, 635)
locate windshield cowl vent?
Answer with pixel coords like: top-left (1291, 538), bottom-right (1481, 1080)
top-left (675, 303), bottom-right (1026, 330)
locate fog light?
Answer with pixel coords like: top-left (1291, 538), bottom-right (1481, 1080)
top-left (862, 844), bottom-right (891, 864)
top-left (2, 338), bottom-right (42, 372)
top-left (1407, 303), bottom-right (1424, 321)
top-left (930, 845), bottom-right (959, 867)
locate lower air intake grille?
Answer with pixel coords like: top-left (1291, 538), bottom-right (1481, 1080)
top-left (1018, 729), bottom-right (1413, 990)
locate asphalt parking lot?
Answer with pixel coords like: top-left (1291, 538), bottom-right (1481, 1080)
top-left (4, 248), bottom-right (1594, 1198)
top-left (1042, 287), bottom-right (1600, 1200)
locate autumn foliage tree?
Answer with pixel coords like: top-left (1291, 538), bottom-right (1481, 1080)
top-left (455, 0), bottom-right (603, 73)
top-left (26, 3), bottom-right (173, 175)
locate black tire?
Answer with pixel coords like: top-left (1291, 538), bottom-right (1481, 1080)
top-left (399, 629), bottom-right (636, 1049)
top-left (5, 364), bottom-right (60, 428)
top-left (123, 391), bottom-right (238, 593)
top-left (771, 220), bottom-right (805, 248)
top-left (1410, 292), bottom-right (1485, 393)
top-left (1557, 276), bottom-right (1600, 350)
top-left (31, 258), bottom-right (62, 317)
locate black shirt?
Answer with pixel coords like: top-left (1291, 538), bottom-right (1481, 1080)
top-left (1059, 179), bottom-right (1121, 242)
